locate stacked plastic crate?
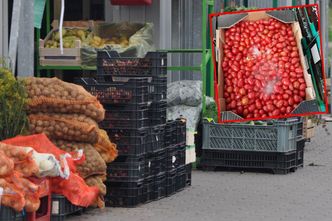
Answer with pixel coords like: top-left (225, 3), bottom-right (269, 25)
top-left (199, 117), bottom-right (305, 174)
top-left (164, 119), bottom-right (187, 195)
top-left (78, 51), bottom-right (168, 207)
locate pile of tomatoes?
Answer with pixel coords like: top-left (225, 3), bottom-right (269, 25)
top-left (222, 18), bottom-right (306, 119)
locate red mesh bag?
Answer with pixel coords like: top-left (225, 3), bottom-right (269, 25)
top-left (2, 134), bottom-right (99, 207)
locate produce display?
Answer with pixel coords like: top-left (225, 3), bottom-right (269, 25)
top-left (222, 18), bottom-right (306, 118)
top-left (28, 113), bottom-right (99, 144)
top-left (24, 77), bottom-right (105, 122)
top-left (44, 28), bottom-right (129, 49)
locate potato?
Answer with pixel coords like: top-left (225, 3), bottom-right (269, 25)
top-left (24, 77), bottom-right (105, 122)
top-left (28, 113), bottom-right (99, 144)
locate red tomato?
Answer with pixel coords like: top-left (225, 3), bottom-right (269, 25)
top-left (272, 109), bottom-right (280, 116)
top-left (241, 97), bottom-right (249, 106)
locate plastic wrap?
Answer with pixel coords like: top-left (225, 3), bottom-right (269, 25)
top-left (167, 80), bottom-right (202, 107)
top-left (81, 22), bottom-right (155, 67)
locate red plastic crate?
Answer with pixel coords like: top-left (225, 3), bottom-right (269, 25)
top-left (27, 179), bottom-right (51, 221)
top-left (110, 0), bottom-right (152, 5)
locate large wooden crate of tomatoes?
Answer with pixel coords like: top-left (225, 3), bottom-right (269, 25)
top-left (216, 10), bottom-right (316, 121)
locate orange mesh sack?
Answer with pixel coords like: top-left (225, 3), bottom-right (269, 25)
top-left (84, 175), bottom-right (106, 196)
top-left (28, 113), bottom-right (99, 144)
top-left (0, 150), bottom-right (14, 177)
top-left (0, 143), bottom-right (39, 177)
top-left (8, 172), bottom-right (41, 213)
top-left (51, 174), bottom-right (100, 207)
top-left (24, 77), bottom-right (105, 122)
top-left (2, 134), bottom-right (78, 172)
top-left (0, 178), bottom-right (26, 212)
top-left (94, 129), bottom-right (118, 163)
top-left (53, 140), bottom-right (106, 179)
top-left (2, 134), bottom-right (99, 207)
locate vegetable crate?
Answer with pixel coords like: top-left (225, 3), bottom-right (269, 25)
top-left (76, 77), bottom-right (150, 105)
top-left (106, 128), bottom-right (149, 157)
top-left (175, 165), bottom-right (187, 192)
top-left (96, 51), bottom-right (167, 102)
top-left (51, 195), bottom-right (83, 221)
top-left (185, 164), bottom-right (192, 186)
top-left (145, 149), bottom-right (167, 177)
top-left (105, 181), bottom-right (144, 207)
top-left (152, 173), bottom-right (167, 200)
top-left (100, 105), bottom-right (150, 129)
top-left (106, 156), bottom-right (145, 182)
top-left (199, 144), bottom-right (304, 174)
top-left (0, 206), bottom-right (26, 221)
top-left (202, 118), bottom-right (302, 152)
top-left (97, 51), bottom-right (167, 77)
top-left (149, 100), bottom-right (167, 126)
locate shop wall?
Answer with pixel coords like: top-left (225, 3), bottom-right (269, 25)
top-left (0, 0), bottom-right (8, 57)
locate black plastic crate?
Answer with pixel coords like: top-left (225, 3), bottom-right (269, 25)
top-left (145, 150), bottom-right (167, 177)
top-left (150, 76), bottom-right (167, 101)
top-left (152, 173), bottom-right (166, 200)
top-left (107, 157), bottom-right (145, 182)
top-left (166, 145), bottom-right (185, 171)
top-left (106, 128), bottom-right (149, 156)
top-left (148, 125), bottom-right (165, 153)
top-left (0, 206), bottom-right (26, 221)
top-left (100, 108), bottom-right (150, 129)
top-left (297, 138), bottom-right (305, 150)
top-left (105, 181), bottom-right (143, 207)
top-left (175, 165), bottom-right (186, 192)
top-left (176, 118), bottom-right (187, 144)
top-left (141, 177), bottom-right (154, 204)
top-left (76, 77), bottom-right (150, 105)
top-left (297, 144), bottom-right (304, 167)
top-left (199, 148), bottom-right (299, 174)
top-left (51, 194), bottom-right (83, 221)
top-left (166, 171), bottom-right (177, 196)
top-left (149, 101), bottom-right (167, 126)
top-left (97, 51), bottom-right (167, 76)
top-left (185, 164), bottom-right (192, 186)
top-left (165, 120), bottom-right (177, 147)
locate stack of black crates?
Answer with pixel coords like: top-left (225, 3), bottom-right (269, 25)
top-left (77, 51), bottom-right (188, 207)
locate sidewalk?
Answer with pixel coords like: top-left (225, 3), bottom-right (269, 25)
top-left (69, 123), bottom-right (332, 221)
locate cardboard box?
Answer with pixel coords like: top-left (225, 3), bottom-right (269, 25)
top-left (186, 145), bottom-right (196, 164)
top-left (216, 10), bottom-right (316, 120)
